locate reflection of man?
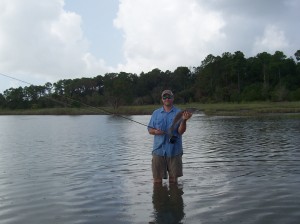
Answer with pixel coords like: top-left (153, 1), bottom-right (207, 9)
top-left (151, 184), bottom-right (185, 224)
top-left (148, 90), bottom-right (192, 184)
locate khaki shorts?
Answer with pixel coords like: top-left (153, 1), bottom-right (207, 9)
top-left (152, 154), bottom-right (183, 179)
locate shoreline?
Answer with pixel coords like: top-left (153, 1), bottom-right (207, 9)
top-left (1, 101), bottom-right (300, 117)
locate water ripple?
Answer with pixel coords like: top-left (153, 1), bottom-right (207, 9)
top-left (0, 115), bottom-right (300, 223)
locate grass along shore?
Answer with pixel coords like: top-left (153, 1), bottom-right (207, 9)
top-left (1, 101), bottom-right (300, 116)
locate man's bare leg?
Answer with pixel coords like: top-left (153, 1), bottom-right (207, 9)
top-left (153, 178), bottom-right (162, 184)
top-left (169, 176), bottom-right (178, 184)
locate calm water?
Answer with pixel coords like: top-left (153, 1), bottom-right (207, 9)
top-left (0, 114), bottom-right (300, 224)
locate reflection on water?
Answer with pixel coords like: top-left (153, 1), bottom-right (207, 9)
top-left (0, 115), bottom-right (300, 224)
top-left (183, 115), bottom-right (300, 224)
top-left (151, 184), bottom-right (185, 224)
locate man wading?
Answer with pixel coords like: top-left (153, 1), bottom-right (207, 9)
top-left (148, 90), bottom-right (192, 184)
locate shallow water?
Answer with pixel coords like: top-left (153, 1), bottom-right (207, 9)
top-left (0, 114), bottom-right (300, 224)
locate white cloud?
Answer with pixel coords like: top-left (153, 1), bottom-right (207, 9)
top-left (0, 0), bottom-right (299, 93)
top-left (50, 10), bottom-right (84, 44)
top-left (0, 0), bottom-right (111, 88)
top-left (252, 25), bottom-right (289, 54)
top-left (114, 0), bottom-right (226, 73)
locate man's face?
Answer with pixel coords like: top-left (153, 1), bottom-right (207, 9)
top-left (162, 94), bottom-right (174, 106)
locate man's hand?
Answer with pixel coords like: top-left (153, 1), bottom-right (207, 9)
top-left (154, 129), bottom-right (165, 135)
top-left (149, 128), bottom-right (165, 135)
top-left (182, 111), bottom-right (192, 121)
top-left (178, 111), bottom-right (192, 135)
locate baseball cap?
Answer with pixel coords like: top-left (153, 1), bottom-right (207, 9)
top-left (161, 90), bottom-right (174, 97)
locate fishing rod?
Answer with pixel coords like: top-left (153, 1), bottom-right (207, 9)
top-left (0, 72), bottom-right (34, 86)
top-left (0, 72), bottom-right (153, 127)
top-left (0, 72), bottom-right (181, 138)
top-left (0, 72), bottom-right (198, 144)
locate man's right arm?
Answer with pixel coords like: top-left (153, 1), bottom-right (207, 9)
top-left (148, 128), bottom-right (164, 135)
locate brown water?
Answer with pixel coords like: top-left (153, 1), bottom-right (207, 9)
top-left (0, 115), bottom-right (300, 224)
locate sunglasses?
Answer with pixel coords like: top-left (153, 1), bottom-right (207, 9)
top-left (162, 95), bottom-right (173, 100)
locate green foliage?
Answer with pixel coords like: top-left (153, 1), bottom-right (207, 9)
top-left (241, 83), bottom-right (264, 101)
top-left (0, 93), bottom-right (6, 108)
top-left (289, 88), bottom-right (300, 101)
top-left (295, 50), bottom-right (300, 61)
top-left (1, 50), bottom-right (299, 110)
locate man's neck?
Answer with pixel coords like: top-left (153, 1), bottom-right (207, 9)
top-left (163, 105), bottom-right (173, 112)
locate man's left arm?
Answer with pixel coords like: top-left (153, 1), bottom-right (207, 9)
top-left (178, 111), bottom-right (192, 135)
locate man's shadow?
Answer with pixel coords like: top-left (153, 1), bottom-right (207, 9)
top-left (150, 184), bottom-right (185, 224)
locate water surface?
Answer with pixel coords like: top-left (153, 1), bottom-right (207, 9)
top-left (0, 115), bottom-right (300, 224)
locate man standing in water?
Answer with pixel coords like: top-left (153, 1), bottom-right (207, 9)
top-left (148, 90), bottom-right (192, 184)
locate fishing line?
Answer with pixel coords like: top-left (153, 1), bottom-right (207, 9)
top-left (0, 72), bottom-right (33, 86)
top-left (0, 72), bottom-right (161, 131)
top-left (0, 72), bottom-right (198, 143)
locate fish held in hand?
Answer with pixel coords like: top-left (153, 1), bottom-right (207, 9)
top-left (168, 108), bottom-right (196, 136)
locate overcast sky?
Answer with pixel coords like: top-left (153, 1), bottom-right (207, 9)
top-left (0, 0), bottom-right (299, 93)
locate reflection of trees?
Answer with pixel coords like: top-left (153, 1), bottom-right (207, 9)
top-left (151, 184), bottom-right (185, 224)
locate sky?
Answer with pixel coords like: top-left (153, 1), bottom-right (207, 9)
top-left (0, 0), bottom-right (299, 93)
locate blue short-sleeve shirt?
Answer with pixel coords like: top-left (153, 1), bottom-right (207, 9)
top-left (148, 106), bottom-right (182, 157)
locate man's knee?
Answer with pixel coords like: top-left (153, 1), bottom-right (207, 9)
top-left (153, 178), bottom-right (162, 184)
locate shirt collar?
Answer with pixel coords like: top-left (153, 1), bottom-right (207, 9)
top-left (160, 106), bottom-right (174, 113)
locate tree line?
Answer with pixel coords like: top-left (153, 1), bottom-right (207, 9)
top-left (1, 50), bottom-right (300, 110)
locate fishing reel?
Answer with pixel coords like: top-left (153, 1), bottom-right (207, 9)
top-left (169, 135), bottom-right (178, 144)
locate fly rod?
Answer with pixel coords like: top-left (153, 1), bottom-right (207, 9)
top-left (0, 72), bottom-right (197, 143)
